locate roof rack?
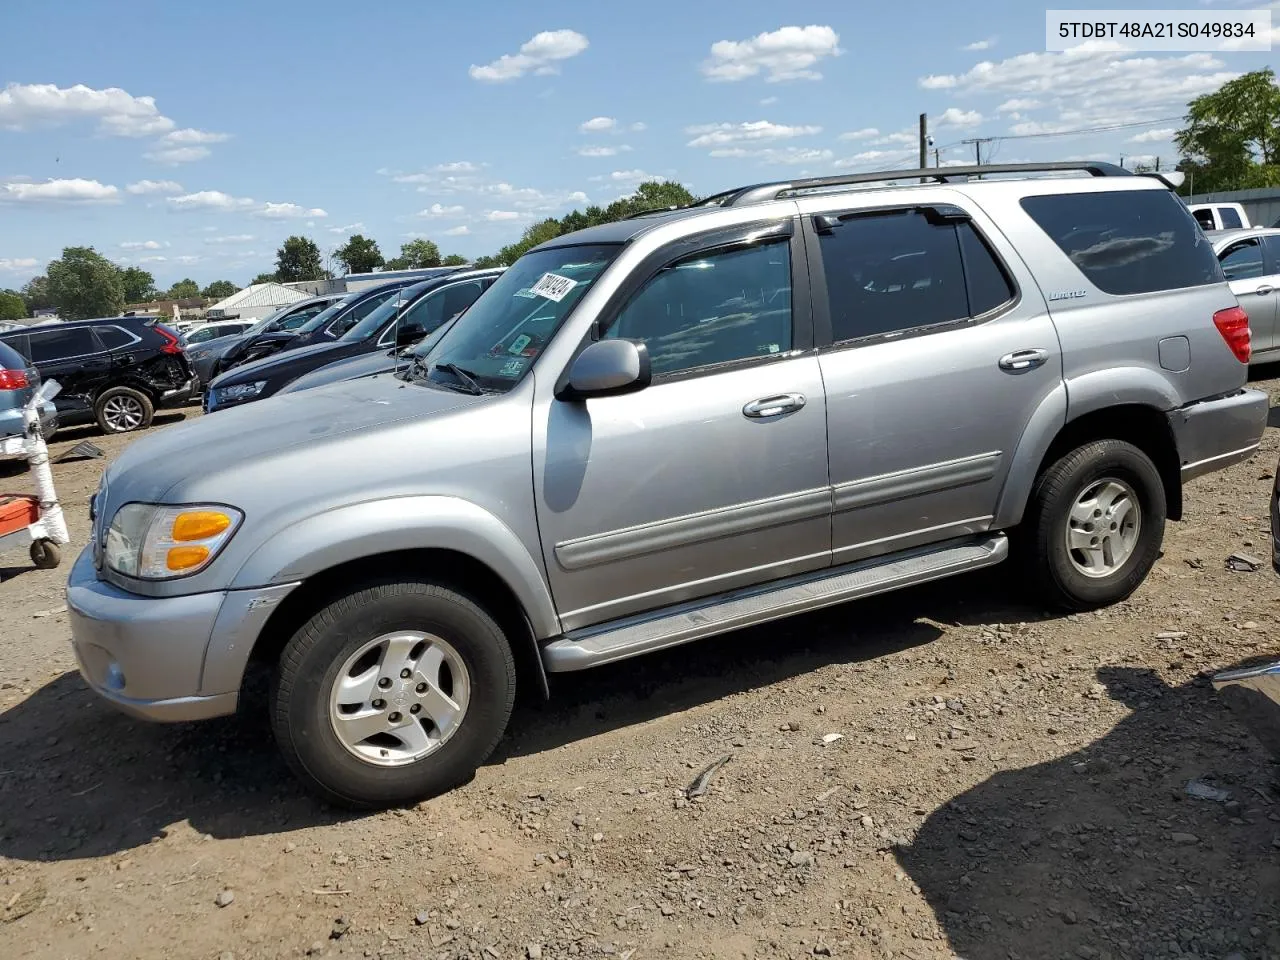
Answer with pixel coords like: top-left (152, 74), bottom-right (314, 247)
top-left (700, 161), bottom-right (1133, 208)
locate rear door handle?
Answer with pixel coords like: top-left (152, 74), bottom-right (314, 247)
top-left (743, 393), bottom-right (806, 419)
top-left (999, 349), bottom-right (1049, 372)
top-left (1254, 284), bottom-right (1275, 296)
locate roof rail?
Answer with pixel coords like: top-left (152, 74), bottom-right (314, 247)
top-left (701, 161), bottom-right (1133, 208)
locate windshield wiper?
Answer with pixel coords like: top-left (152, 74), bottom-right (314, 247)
top-left (431, 362), bottom-right (485, 395)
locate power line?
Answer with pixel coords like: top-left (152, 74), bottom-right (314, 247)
top-left (990, 116), bottom-right (1183, 142)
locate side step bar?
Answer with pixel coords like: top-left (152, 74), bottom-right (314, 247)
top-left (541, 533), bottom-right (1008, 672)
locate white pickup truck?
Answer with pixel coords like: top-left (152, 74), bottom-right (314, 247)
top-left (1190, 202), bottom-right (1251, 231)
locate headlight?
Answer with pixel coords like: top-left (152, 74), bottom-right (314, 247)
top-left (104, 503), bottom-right (243, 579)
top-left (215, 380), bottom-right (266, 402)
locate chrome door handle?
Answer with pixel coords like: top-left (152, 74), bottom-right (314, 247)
top-left (743, 393), bottom-right (806, 419)
top-left (999, 348), bottom-right (1049, 372)
top-left (1254, 285), bottom-right (1275, 296)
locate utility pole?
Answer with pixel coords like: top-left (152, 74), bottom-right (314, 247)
top-left (961, 137), bottom-right (995, 167)
top-left (934, 148), bottom-right (941, 167)
top-left (918, 113), bottom-right (928, 170)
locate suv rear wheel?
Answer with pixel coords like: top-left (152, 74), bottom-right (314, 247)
top-left (1023, 439), bottom-right (1166, 611)
top-left (270, 578), bottom-right (517, 808)
top-left (95, 386), bottom-right (154, 434)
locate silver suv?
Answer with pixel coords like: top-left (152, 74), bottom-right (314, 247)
top-left (68, 162), bottom-right (1269, 807)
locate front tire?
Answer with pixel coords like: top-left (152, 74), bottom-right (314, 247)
top-left (1023, 439), bottom-right (1166, 611)
top-left (94, 387), bottom-right (154, 434)
top-left (270, 579), bottom-right (517, 809)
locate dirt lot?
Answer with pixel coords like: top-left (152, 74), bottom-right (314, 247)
top-left (2, 383), bottom-right (1279, 960)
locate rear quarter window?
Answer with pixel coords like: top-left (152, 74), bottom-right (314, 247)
top-left (1022, 190), bottom-right (1223, 296)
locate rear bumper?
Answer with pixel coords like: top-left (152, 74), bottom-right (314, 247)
top-left (159, 377), bottom-right (197, 408)
top-left (1167, 389), bottom-right (1268, 483)
top-left (0, 400), bottom-right (59, 450)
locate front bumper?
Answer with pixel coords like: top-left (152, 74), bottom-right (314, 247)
top-left (1167, 388), bottom-right (1269, 483)
top-left (66, 544), bottom-right (297, 723)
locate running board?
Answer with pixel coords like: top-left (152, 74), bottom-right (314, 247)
top-left (541, 533), bottom-right (1008, 672)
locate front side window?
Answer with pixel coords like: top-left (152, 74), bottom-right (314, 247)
top-left (28, 327), bottom-right (99, 363)
top-left (1021, 190), bottom-right (1223, 296)
top-left (1194, 209), bottom-right (1216, 230)
top-left (295, 295), bottom-right (358, 335)
top-left (374, 280), bottom-right (488, 346)
top-left (602, 239), bottom-right (792, 377)
top-left (329, 289), bottom-right (402, 337)
top-left (1219, 239), bottom-right (1265, 281)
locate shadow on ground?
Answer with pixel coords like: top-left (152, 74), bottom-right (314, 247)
top-left (0, 569), bottom-right (1051, 862)
top-left (896, 665), bottom-right (1280, 960)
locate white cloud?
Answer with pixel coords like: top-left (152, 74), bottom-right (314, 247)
top-left (964, 37), bottom-right (996, 51)
top-left (0, 82), bottom-right (174, 137)
top-left (255, 201), bottom-right (327, 220)
top-left (838, 127), bottom-right (879, 141)
top-left (417, 203), bottom-right (466, 218)
top-left (997, 98), bottom-right (1042, 113)
top-left (1129, 126), bottom-right (1176, 143)
top-left (0, 258), bottom-right (39, 271)
top-left (484, 210), bottom-right (523, 221)
top-left (162, 127), bottom-right (230, 144)
top-left (203, 234), bottom-right (255, 244)
top-left (568, 190), bottom-right (588, 204)
top-left (137, 255), bottom-right (167, 263)
top-left (702, 25), bottom-right (842, 83)
top-left (167, 190), bottom-right (255, 211)
top-left (707, 146), bottom-right (834, 165)
top-left (432, 160), bottom-right (481, 173)
top-left (327, 222), bottom-right (364, 234)
top-left (1, 177), bottom-right (120, 203)
top-left (144, 145), bottom-right (210, 164)
top-left (630, 121), bottom-right (647, 132)
top-left (834, 150), bottom-right (901, 169)
top-left (936, 107), bottom-right (983, 128)
top-left (469, 29), bottom-right (589, 81)
top-left (443, 225), bottom-right (470, 236)
top-left (174, 255), bottom-right (201, 264)
top-left (760, 96), bottom-right (779, 106)
top-left (686, 120), bottom-right (822, 148)
top-left (126, 178), bottom-right (183, 195)
top-left (580, 116), bottom-right (616, 132)
top-left (600, 169), bottom-right (652, 184)
top-left (873, 131), bottom-right (918, 146)
top-left (120, 240), bottom-right (162, 250)
top-left (576, 144), bottom-right (630, 157)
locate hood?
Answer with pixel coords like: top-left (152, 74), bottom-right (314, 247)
top-left (104, 375), bottom-right (484, 505)
top-left (187, 333), bottom-right (247, 363)
top-left (210, 339), bottom-right (366, 388)
top-left (279, 348), bottom-right (399, 395)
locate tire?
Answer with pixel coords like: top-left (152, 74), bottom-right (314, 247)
top-left (1023, 439), bottom-right (1166, 611)
top-left (270, 579), bottom-right (517, 809)
top-left (29, 539), bottom-right (59, 569)
top-left (94, 387), bottom-right (154, 434)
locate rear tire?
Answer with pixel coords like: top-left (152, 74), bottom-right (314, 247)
top-left (1023, 439), bottom-right (1166, 611)
top-left (94, 387), bottom-right (154, 434)
top-left (270, 578), bottom-right (517, 809)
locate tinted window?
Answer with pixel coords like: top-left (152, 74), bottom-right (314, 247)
top-left (1219, 207), bottom-right (1243, 229)
top-left (1194, 209), bottom-right (1216, 230)
top-left (0, 338), bottom-right (28, 373)
top-left (1219, 239), bottom-right (1265, 281)
top-left (377, 281), bottom-right (487, 345)
top-left (959, 222), bottom-right (1016, 315)
top-left (328, 290), bottom-right (400, 338)
top-left (1263, 235), bottom-right (1280, 267)
top-left (0, 333), bottom-right (30, 362)
top-left (28, 327), bottom-right (99, 362)
top-left (1021, 191), bottom-right (1223, 295)
top-left (604, 239), bottom-right (792, 377)
top-left (94, 325), bottom-right (134, 349)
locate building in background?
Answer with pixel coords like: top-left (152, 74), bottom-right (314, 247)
top-left (205, 282), bottom-right (308, 321)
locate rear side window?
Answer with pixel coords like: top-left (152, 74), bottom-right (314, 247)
top-left (94, 325), bottom-right (135, 349)
top-left (0, 333), bottom-right (29, 362)
top-left (28, 327), bottom-right (99, 362)
top-left (817, 209), bottom-right (1015, 343)
top-left (1219, 239), bottom-right (1264, 281)
top-left (1021, 190), bottom-right (1223, 296)
top-left (1219, 207), bottom-right (1243, 229)
top-left (1193, 209), bottom-right (1216, 230)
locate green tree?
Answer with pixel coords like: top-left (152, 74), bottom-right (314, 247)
top-left (0, 290), bottom-right (25, 322)
top-left (441, 253), bottom-right (468, 266)
top-left (20, 275), bottom-right (52, 315)
top-left (1176, 68), bottom-right (1280, 193)
top-left (46, 246), bottom-right (125, 320)
top-left (385, 238), bottom-right (442, 270)
top-left (335, 234), bottom-right (385, 275)
top-left (250, 271), bottom-right (278, 285)
top-left (202, 280), bottom-right (239, 299)
top-left (167, 278), bottom-right (200, 299)
top-left (118, 266), bottom-right (157, 303)
top-left (275, 235), bottom-right (325, 282)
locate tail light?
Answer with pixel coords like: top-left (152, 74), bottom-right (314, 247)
top-left (154, 324), bottom-right (183, 355)
top-left (0, 368), bottom-right (30, 390)
top-left (1213, 306), bottom-right (1251, 364)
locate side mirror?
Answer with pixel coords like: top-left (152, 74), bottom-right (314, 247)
top-left (556, 339), bottom-right (651, 401)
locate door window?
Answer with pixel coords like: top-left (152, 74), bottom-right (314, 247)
top-left (329, 290), bottom-right (400, 337)
top-left (94, 325), bottom-right (136, 349)
top-left (1219, 239), bottom-right (1265, 281)
top-left (1193, 209), bottom-right (1216, 230)
top-left (1218, 207), bottom-right (1243, 229)
top-left (28, 327), bottom-right (100, 363)
top-left (379, 281), bottom-right (488, 346)
top-left (602, 239), bottom-right (793, 377)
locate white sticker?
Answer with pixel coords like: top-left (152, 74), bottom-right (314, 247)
top-left (499, 358), bottom-right (525, 376)
top-left (509, 334), bottom-right (532, 355)
top-left (529, 272), bottom-right (578, 302)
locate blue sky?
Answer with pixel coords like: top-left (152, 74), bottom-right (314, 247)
top-left (0, 0), bottom-right (1275, 289)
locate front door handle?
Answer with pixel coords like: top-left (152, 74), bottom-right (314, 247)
top-left (743, 393), bottom-right (806, 419)
top-left (1254, 284), bottom-right (1275, 296)
top-left (998, 349), bottom-right (1049, 372)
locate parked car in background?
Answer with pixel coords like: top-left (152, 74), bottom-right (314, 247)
top-left (0, 316), bottom-right (193, 433)
top-left (276, 317), bottom-right (462, 395)
top-left (205, 269), bottom-right (501, 412)
top-left (186, 294), bottom-right (344, 387)
top-left (214, 270), bottom-right (467, 378)
top-left (1191, 202), bottom-right (1251, 231)
top-left (1209, 227), bottom-right (1280, 363)
top-left (68, 161), bottom-right (1268, 808)
top-left (180, 320), bottom-right (254, 348)
top-left (0, 338), bottom-right (57, 443)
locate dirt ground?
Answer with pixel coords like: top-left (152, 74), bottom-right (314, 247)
top-left (2, 381), bottom-right (1279, 960)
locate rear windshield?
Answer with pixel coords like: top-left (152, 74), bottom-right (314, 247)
top-left (1020, 190), bottom-right (1223, 296)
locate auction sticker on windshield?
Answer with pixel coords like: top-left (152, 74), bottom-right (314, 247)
top-left (530, 272), bottom-right (578, 302)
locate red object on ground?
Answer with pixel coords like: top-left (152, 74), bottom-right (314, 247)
top-left (0, 494), bottom-right (39, 535)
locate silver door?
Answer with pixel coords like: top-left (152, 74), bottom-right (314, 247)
top-left (1220, 236), bottom-right (1278, 354)
top-left (532, 228), bottom-right (831, 631)
top-left (800, 197), bottom-right (1062, 563)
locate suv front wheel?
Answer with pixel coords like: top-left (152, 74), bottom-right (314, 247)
top-left (95, 386), bottom-right (154, 434)
top-left (1023, 439), bottom-right (1167, 611)
top-left (270, 578), bottom-right (517, 808)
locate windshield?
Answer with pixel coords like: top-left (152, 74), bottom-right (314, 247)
top-left (340, 286), bottom-right (425, 343)
top-left (296, 294), bottom-right (358, 334)
top-left (414, 244), bottom-right (618, 393)
top-left (246, 306), bottom-right (291, 336)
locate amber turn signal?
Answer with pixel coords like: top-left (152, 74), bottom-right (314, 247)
top-left (172, 511), bottom-right (232, 542)
top-left (166, 545), bottom-right (211, 571)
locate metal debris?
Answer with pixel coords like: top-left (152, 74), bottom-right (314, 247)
top-left (1225, 552), bottom-right (1262, 572)
top-left (1184, 779), bottom-right (1231, 803)
top-left (685, 754), bottom-right (732, 799)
